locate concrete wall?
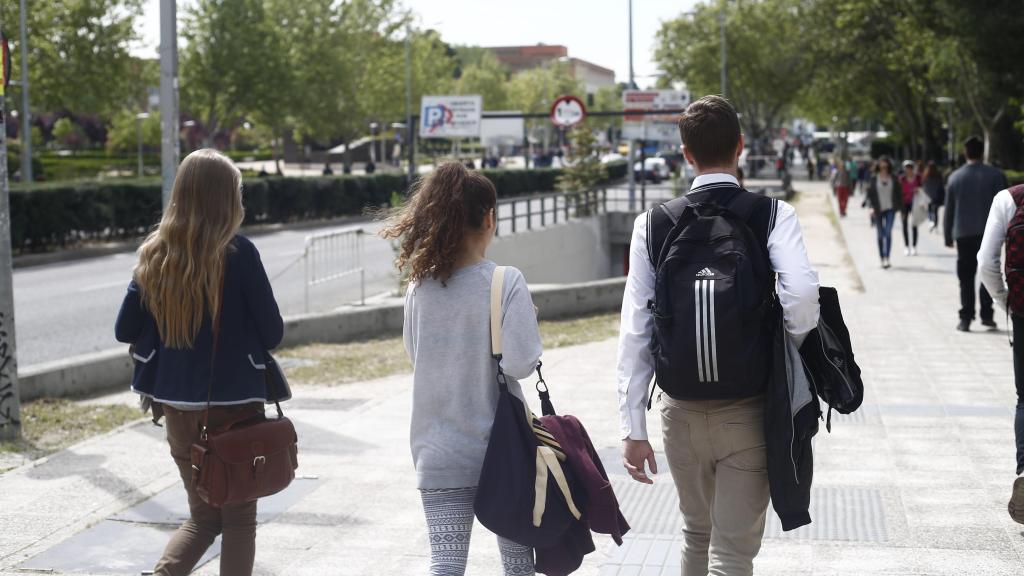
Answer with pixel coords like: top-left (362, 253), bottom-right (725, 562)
top-left (18, 277), bottom-right (627, 401)
top-left (488, 215), bottom-right (612, 284)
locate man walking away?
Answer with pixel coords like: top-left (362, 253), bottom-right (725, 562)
top-left (945, 136), bottom-right (1009, 332)
top-left (976, 181), bottom-right (1024, 523)
top-left (617, 96), bottom-right (820, 576)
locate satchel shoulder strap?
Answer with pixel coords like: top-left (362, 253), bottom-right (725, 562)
top-left (201, 271), bottom-right (226, 439)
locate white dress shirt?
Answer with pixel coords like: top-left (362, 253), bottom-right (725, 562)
top-left (977, 188), bottom-right (1015, 310)
top-left (616, 173), bottom-right (821, 441)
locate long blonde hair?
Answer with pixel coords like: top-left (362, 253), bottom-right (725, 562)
top-left (134, 149), bottom-right (244, 348)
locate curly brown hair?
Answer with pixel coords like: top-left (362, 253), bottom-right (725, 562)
top-left (380, 162), bottom-right (497, 285)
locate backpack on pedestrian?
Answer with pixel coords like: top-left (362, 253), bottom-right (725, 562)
top-left (1004, 185), bottom-right (1024, 317)
top-left (646, 192), bottom-right (776, 401)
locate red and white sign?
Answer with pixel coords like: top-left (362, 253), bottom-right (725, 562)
top-left (622, 90), bottom-right (690, 142)
top-left (550, 95), bottom-right (587, 128)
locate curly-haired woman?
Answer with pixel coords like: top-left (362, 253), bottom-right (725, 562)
top-left (382, 162), bottom-right (541, 575)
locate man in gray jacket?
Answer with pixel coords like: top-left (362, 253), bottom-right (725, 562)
top-left (944, 136), bottom-right (1009, 332)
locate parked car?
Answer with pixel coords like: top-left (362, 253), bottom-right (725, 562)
top-left (633, 157), bottom-right (671, 183)
top-left (656, 151), bottom-right (686, 173)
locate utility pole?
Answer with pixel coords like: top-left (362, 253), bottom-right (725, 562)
top-left (719, 5), bottom-right (727, 98)
top-left (404, 22), bottom-right (415, 185)
top-left (159, 0), bottom-right (179, 207)
top-left (0, 26), bottom-right (23, 442)
top-left (627, 0), bottom-right (636, 210)
top-left (18, 0), bottom-right (31, 183)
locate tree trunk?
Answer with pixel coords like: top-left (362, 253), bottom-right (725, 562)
top-left (272, 123), bottom-right (283, 175)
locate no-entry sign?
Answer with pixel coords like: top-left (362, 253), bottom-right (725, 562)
top-left (550, 95), bottom-right (587, 128)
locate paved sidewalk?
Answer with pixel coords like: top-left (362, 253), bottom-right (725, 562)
top-left (1, 180), bottom-right (1022, 575)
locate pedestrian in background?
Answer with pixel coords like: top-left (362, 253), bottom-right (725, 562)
top-left (977, 180), bottom-right (1024, 524)
top-left (383, 162), bottom-right (540, 576)
top-left (115, 149), bottom-right (284, 576)
top-left (922, 161), bottom-right (945, 232)
top-left (831, 159), bottom-right (852, 217)
top-left (867, 156), bottom-right (901, 269)
top-left (899, 160), bottom-right (922, 256)
top-left (857, 160), bottom-right (869, 195)
top-left (945, 136), bottom-right (1009, 332)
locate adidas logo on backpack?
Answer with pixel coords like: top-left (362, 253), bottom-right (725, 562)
top-left (695, 267), bottom-right (715, 278)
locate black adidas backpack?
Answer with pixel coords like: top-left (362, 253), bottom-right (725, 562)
top-left (647, 190), bottom-right (777, 400)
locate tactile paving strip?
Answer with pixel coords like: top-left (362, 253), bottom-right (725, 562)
top-left (611, 479), bottom-right (890, 543)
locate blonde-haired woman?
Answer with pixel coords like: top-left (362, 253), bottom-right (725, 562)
top-left (115, 149), bottom-right (283, 575)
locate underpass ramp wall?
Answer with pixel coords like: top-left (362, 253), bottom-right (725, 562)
top-left (488, 215), bottom-right (613, 284)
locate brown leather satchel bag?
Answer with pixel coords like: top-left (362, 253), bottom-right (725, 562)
top-left (190, 285), bottom-right (298, 509)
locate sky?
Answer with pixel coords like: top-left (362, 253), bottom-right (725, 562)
top-left (135, 0), bottom-right (699, 86)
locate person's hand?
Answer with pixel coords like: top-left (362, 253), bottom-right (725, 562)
top-left (622, 439), bottom-right (658, 484)
top-left (945, 240), bottom-right (955, 248)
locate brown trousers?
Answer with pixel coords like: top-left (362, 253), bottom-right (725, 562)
top-left (660, 394), bottom-right (770, 576)
top-left (154, 403), bottom-right (264, 576)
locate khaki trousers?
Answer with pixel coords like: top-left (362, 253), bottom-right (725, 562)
top-left (154, 403), bottom-right (263, 576)
top-left (660, 394), bottom-right (769, 576)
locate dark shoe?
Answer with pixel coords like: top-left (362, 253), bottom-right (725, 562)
top-left (981, 319), bottom-right (998, 330)
top-left (956, 320), bottom-right (970, 332)
top-left (1010, 475), bottom-right (1024, 524)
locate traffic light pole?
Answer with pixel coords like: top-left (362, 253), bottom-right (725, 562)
top-left (0, 28), bottom-right (22, 441)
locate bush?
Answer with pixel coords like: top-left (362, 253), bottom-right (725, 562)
top-left (10, 165), bottom-right (630, 251)
top-left (1008, 170), bottom-right (1024, 187)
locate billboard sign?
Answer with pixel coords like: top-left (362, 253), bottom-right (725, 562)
top-left (420, 95), bottom-right (483, 139)
top-left (622, 90), bottom-right (690, 142)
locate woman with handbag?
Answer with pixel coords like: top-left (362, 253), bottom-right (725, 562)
top-left (383, 162), bottom-right (542, 575)
top-left (115, 149), bottom-right (284, 576)
top-left (899, 159), bottom-right (923, 256)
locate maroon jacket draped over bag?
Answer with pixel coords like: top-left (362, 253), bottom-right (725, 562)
top-left (535, 414), bottom-right (630, 575)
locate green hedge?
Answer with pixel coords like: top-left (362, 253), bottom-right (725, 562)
top-left (12, 164), bottom-right (630, 251)
top-left (1008, 170), bottom-right (1024, 187)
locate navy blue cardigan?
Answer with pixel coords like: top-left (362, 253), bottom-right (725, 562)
top-left (115, 235), bottom-right (284, 407)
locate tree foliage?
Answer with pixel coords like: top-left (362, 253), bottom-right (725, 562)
top-left (558, 122), bottom-right (607, 193)
top-left (1, 0), bottom-right (146, 117)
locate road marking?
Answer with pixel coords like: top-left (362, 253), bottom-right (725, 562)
top-left (77, 280), bottom-right (131, 293)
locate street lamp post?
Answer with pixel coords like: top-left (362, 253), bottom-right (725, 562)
top-left (182, 120), bottom-right (195, 154)
top-left (159, 0), bottom-right (179, 208)
top-left (935, 96), bottom-right (956, 167)
top-left (136, 112), bottom-right (150, 178)
top-left (18, 0), bottom-right (31, 183)
top-left (627, 0), bottom-right (636, 209)
top-left (369, 122), bottom-right (379, 165)
top-left (719, 6), bottom-right (727, 97)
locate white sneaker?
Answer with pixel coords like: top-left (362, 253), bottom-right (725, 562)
top-left (911, 247), bottom-right (918, 256)
top-left (904, 247), bottom-right (911, 256)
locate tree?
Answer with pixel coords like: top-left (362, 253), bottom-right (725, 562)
top-left (1, 0), bottom-right (146, 117)
top-left (656, 0), bottom-right (811, 147)
top-left (558, 122), bottom-right (607, 194)
top-left (455, 51), bottom-right (510, 110)
top-left (52, 118), bottom-right (87, 151)
top-left (180, 0), bottom-right (287, 147)
top-left (105, 110), bottom-right (161, 154)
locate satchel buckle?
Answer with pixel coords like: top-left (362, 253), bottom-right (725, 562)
top-left (253, 455), bottom-right (266, 468)
top-left (200, 426), bottom-right (208, 441)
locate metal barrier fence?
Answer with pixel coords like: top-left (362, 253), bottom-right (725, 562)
top-left (495, 189), bottom-right (608, 237)
top-left (304, 228), bottom-right (365, 312)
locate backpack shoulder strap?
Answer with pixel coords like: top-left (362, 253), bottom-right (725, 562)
top-left (1010, 184), bottom-right (1024, 207)
top-left (724, 189), bottom-right (766, 223)
top-left (646, 195), bottom-right (691, 267)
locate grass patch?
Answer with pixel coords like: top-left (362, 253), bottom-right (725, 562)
top-left (280, 312), bottom-right (619, 386)
top-left (0, 398), bottom-right (141, 460)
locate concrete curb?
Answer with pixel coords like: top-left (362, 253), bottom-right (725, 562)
top-left (17, 277), bottom-right (627, 401)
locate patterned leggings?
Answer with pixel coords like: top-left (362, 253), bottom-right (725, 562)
top-left (420, 487), bottom-right (535, 576)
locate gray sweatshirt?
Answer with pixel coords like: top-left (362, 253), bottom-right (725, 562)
top-left (403, 260), bottom-right (542, 489)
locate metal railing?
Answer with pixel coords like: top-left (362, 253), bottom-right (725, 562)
top-left (495, 189), bottom-right (608, 237)
top-left (303, 228), bottom-right (365, 312)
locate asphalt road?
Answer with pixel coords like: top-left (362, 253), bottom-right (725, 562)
top-left (13, 221), bottom-right (399, 368)
top-left (12, 180), bottom-right (691, 369)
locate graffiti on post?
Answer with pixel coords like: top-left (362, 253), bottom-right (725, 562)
top-left (0, 311), bottom-right (19, 430)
